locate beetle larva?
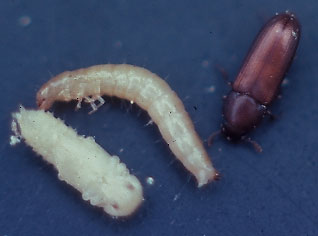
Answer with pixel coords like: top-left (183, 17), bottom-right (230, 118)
top-left (36, 64), bottom-right (218, 187)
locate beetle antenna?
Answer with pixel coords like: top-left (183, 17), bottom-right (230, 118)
top-left (214, 64), bottom-right (232, 86)
top-left (207, 130), bottom-right (221, 147)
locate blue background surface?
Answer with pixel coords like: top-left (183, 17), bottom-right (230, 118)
top-left (0, 0), bottom-right (317, 235)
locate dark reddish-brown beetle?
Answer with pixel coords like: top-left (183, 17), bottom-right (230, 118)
top-left (209, 12), bottom-right (301, 152)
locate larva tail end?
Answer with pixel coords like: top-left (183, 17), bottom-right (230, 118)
top-left (213, 171), bottom-right (221, 181)
top-left (196, 168), bottom-right (220, 188)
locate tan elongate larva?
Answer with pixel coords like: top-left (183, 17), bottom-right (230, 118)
top-left (11, 107), bottom-right (143, 217)
top-left (37, 64), bottom-right (218, 187)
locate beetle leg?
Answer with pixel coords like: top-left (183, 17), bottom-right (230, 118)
top-left (242, 136), bottom-right (263, 153)
top-left (265, 109), bottom-right (276, 120)
top-left (207, 130), bottom-right (221, 147)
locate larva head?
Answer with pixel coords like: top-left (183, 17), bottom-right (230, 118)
top-left (37, 71), bottom-right (76, 110)
top-left (36, 85), bottom-right (55, 110)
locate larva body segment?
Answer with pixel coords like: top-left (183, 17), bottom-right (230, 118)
top-left (37, 64), bottom-right (218, 187)
top-left (12, 107), bottom-right (143, 217)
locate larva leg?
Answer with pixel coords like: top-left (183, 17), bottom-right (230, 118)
top-left (83, 96), bottom-right (98, 114)
top-left (84, 96), bottom-right (105, 114)
top-left (144, 119), bottom-right (154, 127)
top-left (75, 98), bottom-right (83, 111)
top-left (11, 107), bottom-right (143, 217)
top-left (95, 95), bottom-right (105, 109)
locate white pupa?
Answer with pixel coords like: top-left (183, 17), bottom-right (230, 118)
top-left (11, 106), bottom-right (143, 217)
